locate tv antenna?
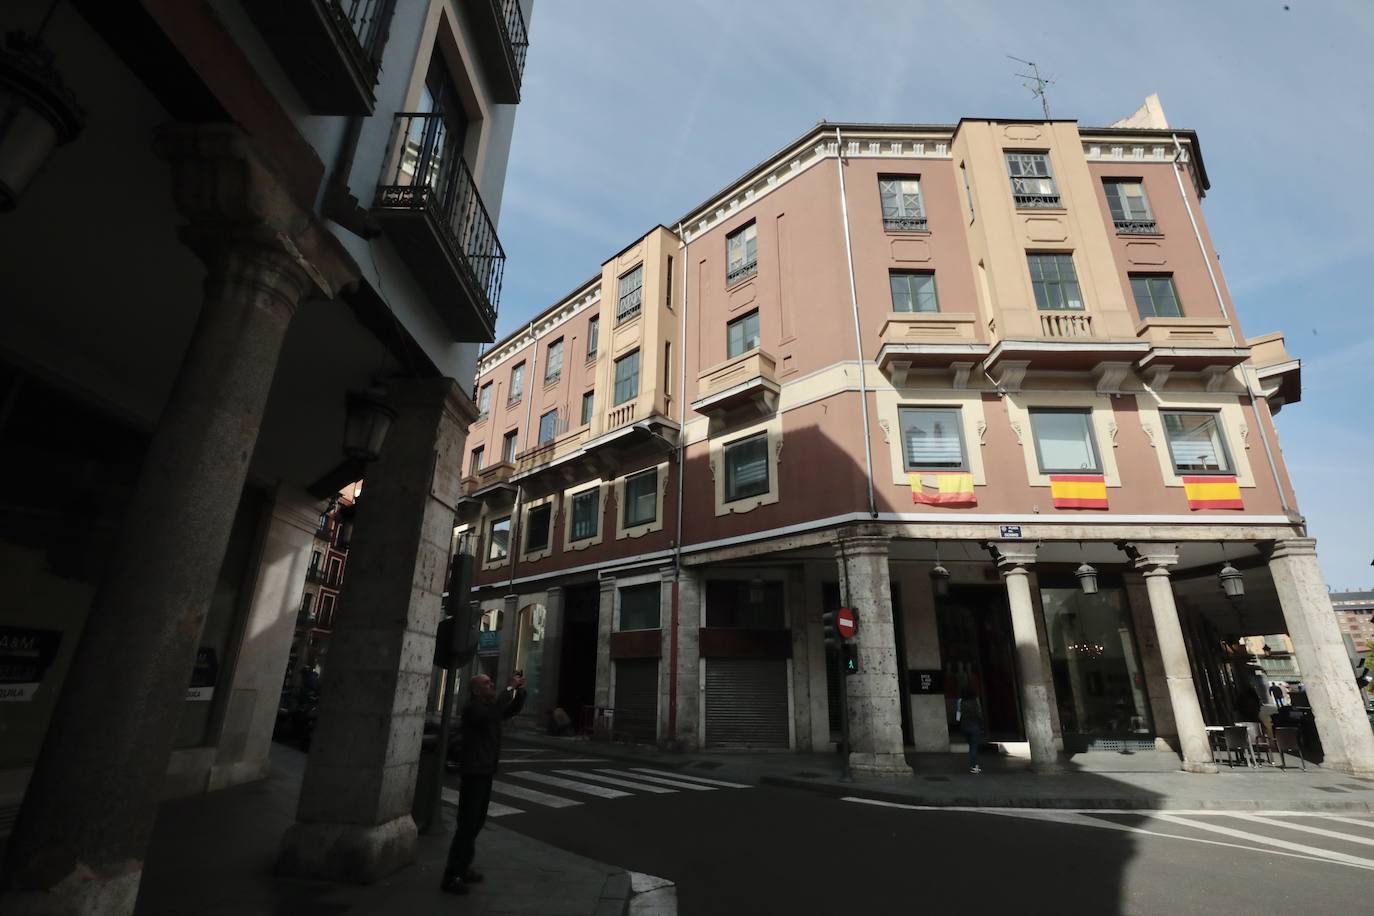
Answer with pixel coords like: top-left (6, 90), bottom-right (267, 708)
top-left (1008, 56), bottom-right (1053, 119)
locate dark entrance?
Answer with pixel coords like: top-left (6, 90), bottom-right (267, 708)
top-left (557, 583), bottom-right (600, 725)
top-left (936, 585), bottom-right (1024, 741)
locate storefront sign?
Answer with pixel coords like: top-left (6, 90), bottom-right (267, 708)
top-left (478, 630), bottom-right (500, 651)
top-left (186, 646), bottom-right (218, 702)
top-left (907, 669), bottom-right (945, 694)
top-left (0, 626), bottom-right (63, 702)
top-left (999, 525), bottom-right (1023, 538)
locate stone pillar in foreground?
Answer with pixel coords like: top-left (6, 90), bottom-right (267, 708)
top-left (278, 378), bottom-right (476, 883)
top-left (835, 529), bottom-right (908, 775)
top-left (496, 592), bottom-right (520, 689)
top-left (0, 125), bottom-right (353, 916)
top-left (533, 585), bottom-right (565, 730)
top-left (594, 576), bottom-right (615, 712)
top-left (671, 567), bottom-right (703, 750)
top-left (1268, 538), bottom-right (1374, 777)
top-left (1128, 543), bottom-right (1216, 774)
top-left (992, 541), bottom-right (1063, 774)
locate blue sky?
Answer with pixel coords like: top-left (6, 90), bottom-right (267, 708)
top-left (496, 0), bottom-right (1374, 588)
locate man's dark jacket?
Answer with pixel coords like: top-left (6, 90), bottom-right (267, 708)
top-left (458, 687), bottom-right (525, 775)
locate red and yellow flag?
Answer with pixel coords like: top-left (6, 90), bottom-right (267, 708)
top-left (1049, 475), bottom-right (1109, 509)
top-left (908, 472), bottom-right (977, 507)
top-left (1183, 475), bottom-right (1243, 510)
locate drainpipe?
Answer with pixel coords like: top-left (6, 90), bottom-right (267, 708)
top-left (835, 128), bottom-right (879, 518)
top-left (505, 319), bottom-right (540, 597)
top-left (668, 222), bottom-right (691, 744)
top-left (1169, 134), bottom-right (1293, 518)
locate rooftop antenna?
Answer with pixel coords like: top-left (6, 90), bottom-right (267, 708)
top-left (1008, 55), bottom-right (1053, 119)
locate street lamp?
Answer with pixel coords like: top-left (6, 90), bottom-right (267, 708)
top-left (1219, 561), bottom-right (1245, 599)
top-left (343, 387), bottom-right (396, 462)
top-left (930, 540), bottom-right (950, 597)
top-left (0, 16), bottom-right (84, 212)
top-left (1075, 562), bottom-right (1100, 595)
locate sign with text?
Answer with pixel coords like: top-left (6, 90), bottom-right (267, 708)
top-left (0, 626), bottom-right (63, 702)
top-left (999, 525), bottom-right (1023, 538)
top-left (907, 669), bottom-right (945, 694)
top-left (186, 646), bottom-right (218, 702)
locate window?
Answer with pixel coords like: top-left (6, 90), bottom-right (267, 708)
top-left (704, 580), bottom-right (785, 629)
top-left (488, 516), bottom-right (511, 561)
top-left (327, 558), bottom-right (342, 586)
top-left (878, 176), bottom-right (927, 231)
top-left (300, 592), bottom-right (314, 619)
top-left (581, 391), bottom-right (595, 426)
top-left (663, 341), bottom-right (672, 398)
top-left (477, 382), bottom-right (492, 419)
top-left (665, 256), bottom-right (674, 308)
top-left (502, 430), bottom-right (518, 463)
top-left (1130, 274), bottom-right (1183, 319)
top-left (538, 409), bottom-right (559, 445)
top-left (617, 265), bottom-right (643, 323)
top-left (726, 309), bottom-right (760, 358)
top-left (726, 222), bottom-right (758, 285)
top-left (1104, 179), bottom-right (1156, 233)
top-left (614, 350), bottom-right (640, 405)
top-left (318, 594), bottom-right (336, 628)
top-left (570, 489), bottom-right (599, 541)
top-left (1027, 253), bottom-right (1084, 311)
top-left (508, 361), bottom-right (525, 404)
top-left (586, 315), bottom-right (599, 359)
top-left (623, 468), bottom-right (658, 527)
top-left (471, 446), bottom-right (484, 473)
top-left (525, 504), bottom-right (552, 553)
top-left (1006, 152), bottom-right (1060, 208)
top-left (898, 407), bottom-right (967, 470)
top-left (889, 272), bottom-right (939, 313)
top-left (1029, 409), bottom-right (1101, 474)
top-left (1161, 411), bottom-right (1234, 474)
top-left (544, 338), bottom-right (564, 383)
top-left (724, 433), bottom-right (769, 502)
top-left (961, 161), bottom-right (976, 221)
top-left (618, 583), bottom-right (661, 630)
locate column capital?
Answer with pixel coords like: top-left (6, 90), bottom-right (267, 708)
top-left (598, 576), bottom-right (617, 594)
top-left (990, 540), bottom-right (1037, 572)
top-left (659, 564), bottom-right (678, 582)
top-left (1126, 541), bottom-right (1179, 573)
top-left (1266, 537), bottom-right (1318, 561)
top-left (834, 528), bottom-right (890, 558)
top-left (544, 584), bottom-right (564, 599)
top-left (502, 593), bottom-right (519, 610)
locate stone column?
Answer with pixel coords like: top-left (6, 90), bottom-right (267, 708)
top-left (495, 593), bottom-right (520, 689)
top-left (209, 488), bottom-right (323, 791)
top-left (0, 126), bottom-right (355, 916)
top-left (278, 378), bottom-right (477, 883)
top-left (1128, 543), bottom-right (1216, 773)
top-left (671, 567), bottom-right (703, 750)
top-left (534, 585), bottom-right (565, 730)
top-left (835, 529), bottom-right (908, 775)
top-left (1268, 538), bottom-right (1374, 777)
top-left (992, 541), bottom-right (1063, 773)
top-left (594, 577), bottom-right (616, 711)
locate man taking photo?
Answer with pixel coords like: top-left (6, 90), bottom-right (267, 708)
top-left (441, 671), bottom-right (525, 895)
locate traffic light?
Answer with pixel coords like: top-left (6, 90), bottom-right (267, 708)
top-left (843, 643), bottom-right (860, 676)
top-left (1356, 660), bottom-right (1372, 691)
top-left (822, 609), bottom-right (841, 649)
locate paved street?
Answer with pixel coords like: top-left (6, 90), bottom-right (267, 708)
top-left (452, 742), bottom-right (1374, 916)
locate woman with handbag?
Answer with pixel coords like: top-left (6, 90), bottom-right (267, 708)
top-left (956, 684), bottom-right (985, 774)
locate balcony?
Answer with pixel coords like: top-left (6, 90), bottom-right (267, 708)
top-left (691, 350), bottom-right (780, 417)
top-left (469, 0), bottom-right (530, 104)
top-left (1248, 331), bottom-right (1302, 413)
top-left (1114, 218), bottom-right (1158, 235)
top-left (1013, 193), bottom-right (1061, 209)
top-left (1134, 318), bottom-right (1250, 374)
top-left (513, 426), bottom-right (593, 486)
top-left (373, 114), bottom-right (505, 342)
top-left (875, 313), bottom-right (986, 385)
top-left (883, 216), bottom-right (928, 232)
top-left (306, 566), bottom-right (328, 585)
top-left (241, 0), bottom-right (391, 115)
top-left (726, 258), bottom-right (758, 287)
top-left (984, 310), bottom-right (1148, 376)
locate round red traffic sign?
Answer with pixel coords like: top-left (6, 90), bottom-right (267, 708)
top-left (837, 607), bottom-right (858, 639)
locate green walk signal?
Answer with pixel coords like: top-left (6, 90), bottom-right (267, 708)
top-left (843, 643), bottom-right (859, 676)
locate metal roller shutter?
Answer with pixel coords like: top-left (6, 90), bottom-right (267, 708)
top-left (705, 658), bottom-right (790, 749)
top-left (613, 659), bottom-right (658, 744)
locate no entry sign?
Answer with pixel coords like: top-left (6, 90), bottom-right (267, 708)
top-left (836, 607), bottom-right (858, 640)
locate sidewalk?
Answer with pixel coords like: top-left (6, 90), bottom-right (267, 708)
top-left (507, 727), bottom-right (1374, 812)
top-left (133, 744), bottom-right (631, 916)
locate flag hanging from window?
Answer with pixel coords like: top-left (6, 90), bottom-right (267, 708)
top-left (1049, 474), bottom-right (1109, 509)
top-left (1182, 475), bottom-right (1244, 510)
top-left (908, 472), bottom-right (977, 507)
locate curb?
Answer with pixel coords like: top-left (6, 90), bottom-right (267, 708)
top-left (508, 729), bottom-right (692, 770)
top-left (760, 775), bottom-right (1374, 813)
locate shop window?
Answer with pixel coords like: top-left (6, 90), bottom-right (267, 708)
top-left (705, 580), bottom-right (785, 628)
top-left (619, 582), bottom-right (661, 630)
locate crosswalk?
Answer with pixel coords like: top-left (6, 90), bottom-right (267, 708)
top-left (442, 766), bottom-right (751, 817)
top-left (843, 798), bottom-right (1374, 871)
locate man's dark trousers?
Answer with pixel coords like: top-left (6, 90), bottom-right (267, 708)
top-left (446, 774), bottom-right (493, 878)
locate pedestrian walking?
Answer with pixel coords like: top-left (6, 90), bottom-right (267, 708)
top-left (441, 671), bottom-right (525, 895)
top-left (956, 684), bottom-right (985, 774)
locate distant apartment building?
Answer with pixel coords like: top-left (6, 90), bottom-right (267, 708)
top-left (1331, 591), bottom-right (1374, 653)
top-left (457, 98), bottom-right (1373, 779)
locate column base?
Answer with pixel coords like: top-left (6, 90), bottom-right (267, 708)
top-left (1181, 760), bottom-right (1219, 775)
top-left (849, 752), bottom-right (912, 777)
top-left (0, 867), bottom-right (141, 916)
top-left (277, 815), bottom-right (417, 884)
top-left (1028, 758), bottom-right (1068, 775)
top-left (1321, 758), bottom-right (1374, 779)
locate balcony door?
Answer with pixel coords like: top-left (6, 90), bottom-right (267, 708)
top-left (401, 55), bottom-right (471, 201)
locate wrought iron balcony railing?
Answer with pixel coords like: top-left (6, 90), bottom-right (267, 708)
top-left (242, 0), bottom-right (393, 114)
top-left (374, 113), bottom-right (505, 339)
top-left (1114, 218), bottom-right (1158, 235)
top-left (496, 0), bottom-right (530, 89)
top-left (883, 216), bottom-right (928, 232)
top-left (727, 258), bottom-right (758, 286)
top-left (471, 0), bottom-right (530, 103)
top-left (1013, 193), bottom-right (1062, 209)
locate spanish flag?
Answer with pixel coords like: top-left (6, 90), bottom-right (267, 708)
top-left (1049, 475), bottom-right (1109, 509)
top-left (1183, 475), bottom-right (1244, 510)
top-left (908, 472), bottom-right (977, 507)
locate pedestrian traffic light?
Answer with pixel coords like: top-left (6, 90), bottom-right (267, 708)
top-left (843, 643), bottom-right (860, 676)
top-left (822, 610), bottom-right (840, 649)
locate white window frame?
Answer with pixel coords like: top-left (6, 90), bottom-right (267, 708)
top-left (726, 309), bottom-right (760, 359)
top-left (1134, 389), bottom-right (1256, 489)
top-left (520, 493), bottom-right (559, 563)
top-left (726, 222), bottom-right (758, 286)
top-left (617, 265), bottom-right (644, 323)
top-left (710, 415), bottom-right (782, 516)
top-left (483, 513), bottom-right (512, 570)
top-left (876, 389), bottom-right (988, 487)
top-left (563, 478), bottom-right (609, 551)
top-left (1003, 392), bottom-right (1122, 488)
top-left (615, 462), bottom-right (668, 540)
top-left (544, 338), bottom-right (564, 384)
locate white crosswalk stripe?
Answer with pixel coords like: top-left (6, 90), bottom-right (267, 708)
top-left (441, 787), bottom-right (524, 818)
top-left (491, 779), bottom-right (583, 808)
top-left (552, 770), bottom-right (679, 794)
top-left (593, 769), bottom-right (716, 791)
top-left (627, 767), bottom-right (751, 789)
top-left (507, 770), bottom-right (631, 798)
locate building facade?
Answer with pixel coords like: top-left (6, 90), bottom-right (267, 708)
top-left (460, 98), bottom-right (1374, 780)
top-left (1, 0), bottom-right (533, 911)
top-left (1331, 591), bottom-right (1374, 657)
